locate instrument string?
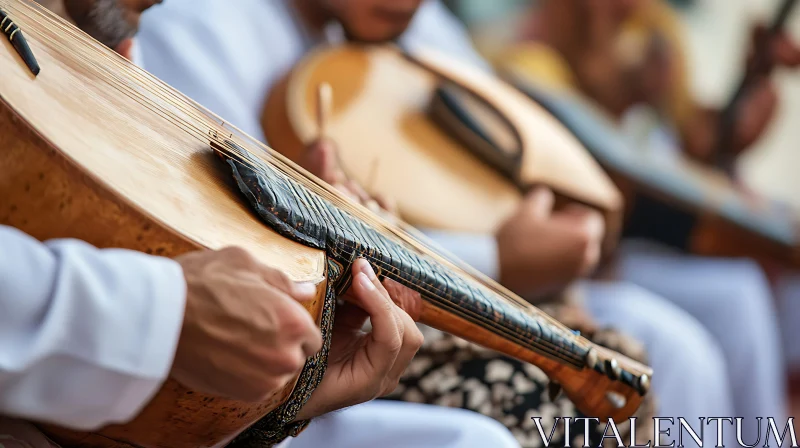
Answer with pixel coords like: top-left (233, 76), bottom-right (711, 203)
top-left (6, 0), bottom-right (602, 363)
top-left (340, 248), bottom-right (585, 365)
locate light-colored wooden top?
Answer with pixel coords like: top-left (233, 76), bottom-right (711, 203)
top-left (0, 0), bottom-right (326, 282)
top-left (283, 44), bottom-right (621, 234)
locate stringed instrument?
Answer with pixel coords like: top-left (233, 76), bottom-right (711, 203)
top-left (263, 44), bottom-right (624, 253)
top-left (0, 1), bottom-right (650, 447)
top-left (506, 70), bottom-right (800, 268)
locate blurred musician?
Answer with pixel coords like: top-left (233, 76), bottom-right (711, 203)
top-left (495, 0), bottom-right (793, 441)
top-left (138, 1), bottom-right (738, 445)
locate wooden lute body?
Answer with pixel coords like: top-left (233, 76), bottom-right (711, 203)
top-left (0, 2), bottom-right (328, 446)
top-left (0, 2), bottom-right (651, 447)
top-left (264, 44), bottom-right (624, 252)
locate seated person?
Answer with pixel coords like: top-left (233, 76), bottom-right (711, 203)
top-left (138, 0), bottom-right (738, 445)
top-left (495, 0), bottom-right (791, 440)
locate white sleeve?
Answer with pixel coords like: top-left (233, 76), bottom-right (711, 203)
top-left (0, 226), bottom-right (186, 430)
top-left (137, 0), bottom-right (293, 143)
top-left (419, 229), bottom-right (500, 281)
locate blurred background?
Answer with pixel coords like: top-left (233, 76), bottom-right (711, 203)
top-left (444, 0), bottom-right (800, 208)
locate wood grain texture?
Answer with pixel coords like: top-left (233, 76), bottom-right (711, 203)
top-left (0, 1), bottom-right (327, 446)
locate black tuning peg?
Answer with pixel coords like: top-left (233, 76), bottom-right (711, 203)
top-left (605, 358), bottom-right (621, 380)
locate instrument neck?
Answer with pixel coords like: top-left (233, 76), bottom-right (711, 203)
top-left (334, 247), bottom-right (589, 370)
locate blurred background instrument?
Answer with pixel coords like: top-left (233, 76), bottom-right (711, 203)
top-left (264, 44), bottom-right (624, 253)
top-left (508, 71), bottom-right (800, 268)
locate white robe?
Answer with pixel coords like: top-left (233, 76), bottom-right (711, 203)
top-left (0, 225), bottom-right (185, 430)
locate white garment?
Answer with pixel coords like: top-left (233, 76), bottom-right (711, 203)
top-left (615, 240), bottom-right (788, 442)
top-left (291, 401), bottom-right (520, 448)
top-left (0, 225), bottom-right (186, 430)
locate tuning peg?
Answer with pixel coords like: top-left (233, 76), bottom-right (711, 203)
top-left (606, 391), bottom-right (627, 409)
top-left (548, 382), bottom-right (563, 401)
top-left (584, 348), bottom-right (598, 370)
top-left (638, 374), bottom-right (650, 396)
top-left (605, 359), bottom-right (621, 380)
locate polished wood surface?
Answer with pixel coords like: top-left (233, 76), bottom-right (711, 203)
top-left (264, 45), bottom-right (623, 249)
top-left (0, 2), bottom-right (327, 446)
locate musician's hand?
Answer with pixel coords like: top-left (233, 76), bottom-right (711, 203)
top-left (733, 78), bottom-right (779, 154)
top-left (749, 25), bottom-right (800, 73)
top-left (303, 138), bottom-right (398, 215)
top-left (685, 26), bottom-right (800, 161)
top-left (719, 24), bottom-right (800, 155)
top-left (294, 259), bottom-right (424, 421)
top-left (171, 247), bottom-right (322, 402)
top-left (723, 24), bottom-right (800, 155)
top-left (496, 187), bottom-right (605, 299)
top-left (682, 80), bottom-right (779, 162)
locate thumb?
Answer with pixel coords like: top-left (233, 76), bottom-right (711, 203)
top-left (519, 187), bottom-right (555, 220)
top-left (257, 264), bottom-right (319, 302)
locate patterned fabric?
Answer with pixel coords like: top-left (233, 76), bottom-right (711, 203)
top-left (386, 302), bottom-right (658, 448)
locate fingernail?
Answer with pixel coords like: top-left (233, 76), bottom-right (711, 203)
top-left (358, 259), bottom-right (376, 280)
top-left (357, 272), bottom-right (376, 291)
top-left (294, 282), bottom-right (317, 298)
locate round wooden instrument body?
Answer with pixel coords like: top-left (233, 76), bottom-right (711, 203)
top-left (264, 45), bottom-right (623, 240)
top-left (0, 4), bottom-right (327, 447)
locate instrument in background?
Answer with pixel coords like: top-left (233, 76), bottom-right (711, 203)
top-left (0, 1), bottom-right (650, 446)
top-left (263, 44), bottom-right (623, 253)
top-left (507, 70), bottom-right (800, 268)
top-left (716, 0), bottom-right (798, 174)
